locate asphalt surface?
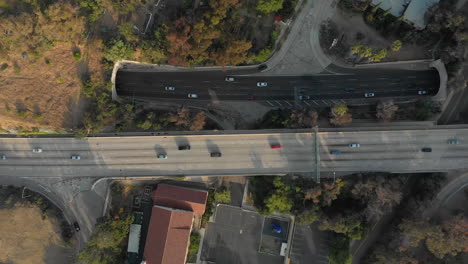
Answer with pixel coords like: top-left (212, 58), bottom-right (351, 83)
top-left (115, 67), bottom-right (440, 102)
top-left (0, 128), bottom-right (466, 177)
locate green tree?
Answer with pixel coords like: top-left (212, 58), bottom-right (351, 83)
top-left (319, 214), bottom-right (364, 240)
top-left (103, 39), bottom-right (135, 63)
top-left (296, 208), bottom-right (320, 225)
top-left (391, 40), bottom-right (402, 51)
top-left (257, 0), bottom-right (284, 15)
top-left (78, 0), bottom-right (104, 22)
top-left (331, 104), bottom-right (348, 116)
top-left (250, 48), bottom-right (272, 63)
top-left (330, 104), bottom-right (352, 126)
top-left (118, 22), bottom-right (138, 42)
top-left (370, 48), bottom-right (387, 62)
top-left (77, 215), bottom-right (134, 264)
top-left (214, 188), bottom-right (231, 204)
top-left (187, 231), bottom-right (201, 262)
top-left (328, 236), bottom-right (352, 264)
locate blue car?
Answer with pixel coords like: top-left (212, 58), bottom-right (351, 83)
top-left (330, 150), bottom-right (342, 155)
top-left (272, 223), bottom-right (282, 234)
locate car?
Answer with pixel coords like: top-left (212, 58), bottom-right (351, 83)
top-left (143, 186), bottom-right (152, 195)
top-left (258, 64), bottom-right (268, 71)
top-left (32, 148), bottom-right (42, 153)
top-left (421, 147), bottom-right (432, 152)
top-left (157, 154), bottom-right (168, 159)
top-left (270, 144), bottom-right (282, 149)
top-left (70, 155), bottom-right (81, 160)
top-left (225, 76), bottom-right (235, 82)
top-left (417, 90), bottom-right (428, 95)
top-left (364, 93), bottom-right (375, 98)
top-left (330, 150), bottom-right (342, 155)
top-left (448, 139), bottom-right (460, 145)
top-left (164, 86), bottom-right (176, 91)
top-left (73, 222), bottom-right (80, 232)
top-left (0, 155), bottom-right (6, 160)
top-left (188, 93), bottom-right (198, 98)
top-left (210, 152), bottom-right (222, 158)
top-left (344, 88), bottom-right (356, 92)
top-left (298, 95), bottom-right (311, 100)
top-left (349, 143), bottom-right (360, 148)
top-left (257, 81), bottom-right (268, 87)
top-left (178, 145), bottom-right (191, 150)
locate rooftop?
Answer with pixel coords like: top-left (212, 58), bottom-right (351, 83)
top-left (152, 184), bottom-right (208, 215)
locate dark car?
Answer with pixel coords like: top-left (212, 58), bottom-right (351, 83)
top-left (330, 150), bottom-right (342, 155)
top-left (421, 147), bottom-right (432, 152)
top-left (73, 222), bottom-right (80, 232)
top-left (258, 64), bottom-right (268, 71)
top-left (178, 145), bottom-right (191, 150)
top-left (210, 152), bottom-right (222, 158)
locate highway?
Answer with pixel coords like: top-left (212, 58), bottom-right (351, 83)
top-left (115, 67), bottom-right (440, 101)
top-left (0, 128), bottom-right (466, 177)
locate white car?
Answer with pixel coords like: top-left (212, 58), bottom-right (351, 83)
top-left (349, 143), bottom-right (360, 148)
top-left (417, 90), bottom-right (428, 95)
top-left (188, 93), bottom-right (198, 98)
top-left (298, 95), bottom-right (310, 100)
top-left (364, 93), bottom-right (375, 98)
top-left (0, 155), bottom-right (6, 160)
top-left (32, 148), bottom-right (42, 153)
top-left (165, 86), bottom-right (175, 91)
top-left (70, 155), bottom-right (81, 160)
top-left (257, 81), bottom-right (268, 87)
top-left (225, 77), bottom-right (235, 82)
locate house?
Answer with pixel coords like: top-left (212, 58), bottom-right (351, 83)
top-left (142, 184), bottom-right (208, 264)
top-left (371, 0), bottom-right (440, 29)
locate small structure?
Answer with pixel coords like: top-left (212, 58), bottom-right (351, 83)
top-left (127, 212), bottom-right (144, 264)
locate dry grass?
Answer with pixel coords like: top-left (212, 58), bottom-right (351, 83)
top-left (0, 204), bottom-right (70, 264)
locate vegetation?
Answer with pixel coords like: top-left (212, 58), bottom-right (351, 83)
top-left (214, 187), bottom-right (231, 204)
top-left (257, 0), bottom-right (284, 15)
top-left (329, 104), bottom-right (352, 126)
top-left (328, 236), bottom-right (352, 264)
top-left (376, 100), bottom-right (398, 122)
top-left (77, 215), bottom-right (134, 264)
top-left (414, 100), bottom-right (441, 121)
top-left (187, 231), bottom-right (201, 263)
top-left (391, 40), bottom-right (402, 51)
top-left (256, 109), bottom-right (318, 129)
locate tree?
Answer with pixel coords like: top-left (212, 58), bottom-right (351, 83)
top-left (328, 236), bottom-right (352, 264)
top-left (257, 0), bottom-right (284, 15)
top-left (77, 215), bottom-right (134, 264)
top-left (330, 104), bottom-right (352, 126)
top-left (296, 208), bottom-right (321, 225)
top-left (214, 188), bottom-right (231, 204)
top-left (376, 100), bottom-right (398, 122)
top-left (391, 40), bottom-right (402, 51)
top-left (118, 22), bottom-right (138, 42)
top-left (370, 48), bottom-right (387, 62)
top-left (319, 214), bottom-right (364, 240)
top-left (103, 39), bottom-right (134, 63)
top-left (190, 111), bottom-right (206, 131)
top-left (78, 0), bottom-right (104, 22)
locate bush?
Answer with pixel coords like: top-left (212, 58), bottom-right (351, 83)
top-left (73, 51), bottom-right (82, 61)
top-left (257, 0), bottom-right (284, 15)
top-left (214, 188), bottom-right (231, 204)
top-left (391, 40), bottom-right (402, 51)
top-left (250, 48), bottom-right (272, 63)
top-left (328, 236), bottom-right (352, 264)
top-left (103, 39), bottom-right (135, 63)
top-left (187, 231), bottom-right (201, 262)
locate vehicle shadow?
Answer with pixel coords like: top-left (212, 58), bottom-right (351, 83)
top-left (205, 139), bottom-right (220, 153)
top-left (174, 137), bottom-right (189, 149)
top-left (154, 144), bottom-right (166, 156)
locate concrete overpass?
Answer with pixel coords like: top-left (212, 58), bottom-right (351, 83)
top-left (0, 126), bottom-right (466, 178)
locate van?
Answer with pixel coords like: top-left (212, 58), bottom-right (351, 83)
top-left (210, 152), bottom-right (222, 158)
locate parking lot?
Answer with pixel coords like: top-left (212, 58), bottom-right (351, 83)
top-left (201, 205), bottom-right (285, 264)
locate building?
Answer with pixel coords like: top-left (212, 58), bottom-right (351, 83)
top-left (371, 0), bottom-right (440, 29)
top-left (142, 184), bottom-right (208, 264)
top-left (127, 212), bottom-right (144, 264)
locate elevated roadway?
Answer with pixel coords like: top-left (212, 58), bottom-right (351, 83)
top-left (0, 127), bottom-right (466, 177)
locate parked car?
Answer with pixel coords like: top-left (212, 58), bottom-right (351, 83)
top-left (32, 148), bottom-right (42, 153)
top-left (330, 150), bottom-right (342, 155)
top-left (298, 95), bottom-right (310, 100)
top-left (348, 143), bottom-right (360, 148)
top-left (157, 154), bottom-right (168, 159)
top-left (258, 64), bottom-right (268, 71)
top-left (225, 76), bottom-right (235, 82)
top-left (165, 86), bottom-right (176, 91)
top-left (70, 155), bottom-right (81, 160)
top-left (188, 93), bottom-right (198, 98)
top-left (178, 145), bottom-right (191, 150)
top-left (73, 222), bottom-right (80, 232)
top-left (210, 152), bottom-right (222, 158)
top-left (257, 81), bottom-right (268, 87)
top-left (0, 155), bottom-right (6, 160)
top-left (448, 139), bottom-right (460, 144)
top-left (270, 144), bottom-right (282, 149)
top-left (364, 92), bottom-right (375, 98)
top-left (344, 88), bottom-right (356, 92)
top-left (417, 90), bottom-right (428, 95)
top-left (421, 147), bottom-right (432, 152)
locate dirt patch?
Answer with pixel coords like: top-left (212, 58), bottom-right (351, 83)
top-left (0, 205), bottom-right (72, 264)
top-left (0, 43), bottom-right (86, 131)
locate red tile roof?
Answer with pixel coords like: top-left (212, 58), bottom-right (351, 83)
top-left (143, 205), bottom-right (194, 264)
top-left (152, 184), bottom-right (208, 215)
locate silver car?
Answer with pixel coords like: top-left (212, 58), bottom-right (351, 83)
top-left (71, 155), bottom-right (81, 160)
top-left (157, 154), bottom-right (168, 159)
top-left (364, 93), bottom-right (375, 98)
top-left (32, 148), bottom-right (42, 153)
top-left (417, 90), bottom-right (428, 95)
top-left (349, 143), bottom-right (361, 148)
top-left (225, 77), bottom-right (235, 82)
top-left (188, 93), bottom-right (198, 98)
top-left (0, 155), bottom-right (6, 160)
top-left (165, 86), bottom-right (176, 91)
top-left (298, 95), bottom-right (310, 100)
top-left (448, 139), bottom-right (460, 144)
top-left (257, 81), bottom-right (268, 87)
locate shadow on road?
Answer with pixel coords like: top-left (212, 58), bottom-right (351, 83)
top-left (205, 139), bottom-right (220, 153)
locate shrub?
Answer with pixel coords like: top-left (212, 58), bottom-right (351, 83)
top-left (257, 0), bottom-right (284, 15)
top-left (214, 188), bottom-right (231, 204)
top-left (104, 39), bottom-right (135, 63)
top-left (187, 231), bottom-right (201, 262)
top-left (73, 51), bottom-right (82, 61)
top-left (391, 40), bottom-right (402, 51)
